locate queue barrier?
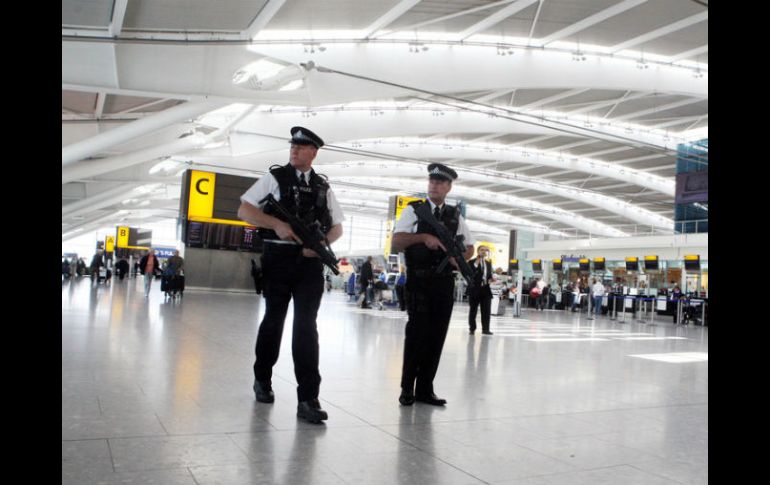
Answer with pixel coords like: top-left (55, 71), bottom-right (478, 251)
top-left (605, 295), bottom-right (707, 326)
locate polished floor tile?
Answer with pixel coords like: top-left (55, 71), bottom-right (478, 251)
top-left (63, 277), bottom-right (708, 484)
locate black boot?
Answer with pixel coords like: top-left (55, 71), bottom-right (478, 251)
top-left (399, 389), bottom-right (415, 406)
top-left (415, 392), bottom-right (447, 406)
top-left (253, 380), bottom-right (274, 403)
top-left (297, 399), bottom-right (328, 423)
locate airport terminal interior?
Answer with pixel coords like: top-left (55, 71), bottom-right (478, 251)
top-left (63, 1), bottom-right (708, 484)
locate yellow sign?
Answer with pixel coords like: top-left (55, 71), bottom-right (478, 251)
top-left (579, 258), bottom-right (590, 264)
top-left (474, 241), bottom-right (498, 266)
top-left (395, 195), bottom-right (423, 219)
top-left (187, 216), bottom-right (251, 227)
top-left (684, 254), bottom-right (699, 260)
top-left (188, 170), bottom-right (216, 220)
top-left (115, 226), bottom-right (150, 250)
top-left (105, 236), bottom-right (115, 253)
top-left (625, 257), bottom-right (639, 262)
top-left (532, 259), bottom-right (541, 264)
top-left (510, 259), bottom-right (518, 264)
top-left (385, 195), bottom-right (424, 256)
top-left (644, 255), bottom-right (658, 261)
top-left (117, 226), bottom-right (130, 248)
top-left (595, 257), bottom-right (605, 263)
top-left (552, 259), bottom-right (562, 264)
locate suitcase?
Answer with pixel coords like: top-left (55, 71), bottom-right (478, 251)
top-left (162, 274), bottom-right (185, 298)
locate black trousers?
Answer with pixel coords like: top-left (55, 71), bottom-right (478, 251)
top-left (254, 245), bottom-right (325, 402)
top-left (395, 284), bottom-right (406, 311)
top-left (360, 281), bottom-right (370, 307)
top-left (401, 274), bottom-right (454, 396)
top-left (468, 285), bottom-right (492, 332)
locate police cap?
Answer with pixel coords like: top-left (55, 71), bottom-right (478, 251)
top-left (427, 163), bottom-right (458, 182)
top-left (289, 126), bottom-right (324, 148)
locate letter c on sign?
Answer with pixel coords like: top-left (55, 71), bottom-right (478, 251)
top-left (196, 178), bottom-right (210, 195)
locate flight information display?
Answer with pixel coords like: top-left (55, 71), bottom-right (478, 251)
top-left (186, 221), bottom-right (263, 252)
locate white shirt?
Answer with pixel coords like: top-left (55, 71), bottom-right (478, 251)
top-left (477, 258), bottom-right (488, 284)
top-left (240, 168), bottom-right (345, 244)
top-left (592, 282), bottom-right (605, 296)
top-left (393, 199), bottom-right (475, 246)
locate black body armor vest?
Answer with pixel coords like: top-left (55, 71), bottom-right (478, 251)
top-left (404, 200), bottom-right (460, 276)
top-left (258, 163), bottom-right (333, 241)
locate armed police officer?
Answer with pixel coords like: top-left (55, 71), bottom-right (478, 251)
top-left (238, 126), bottom-right (344, 424)
top-left (391, 163), bottom-right (475, 406)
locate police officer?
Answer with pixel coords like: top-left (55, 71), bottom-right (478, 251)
top-left (391, 163), bottom-right (475, 406)
top-left (238, 126), bottom-right (344, 424)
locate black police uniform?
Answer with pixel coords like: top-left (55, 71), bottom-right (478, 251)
top-left (245, 127), bottom-right (337, 424)
top-left (400, 198), bottom-right (461, 404)
top-left (254, 162), bottom-right (333, 404)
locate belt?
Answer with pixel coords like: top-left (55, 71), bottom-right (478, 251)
top-left (263, 243), bottom-right (303, 255)
top-left (410, 269), bottom-right (454, 279)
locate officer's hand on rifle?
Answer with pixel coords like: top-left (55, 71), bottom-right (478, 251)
top-left (421, 234), bottom-right (447, 252)
top-left (448, 256), bottom-right (460, 270)
top-left (275, 220), bottom-right (303, 244)
top-left (302, 248), bottom-right (320, 258)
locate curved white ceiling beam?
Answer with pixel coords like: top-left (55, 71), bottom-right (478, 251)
top-left (62, 105), bottom-right (257, 184)
top-left (333, 176), bottom-right (630, 238)
top-left (334, 188), bottom-right (568, 237)
top-left (195, 133), bottom-right (675, 197)
top-left (320, 161), bottom-right (671, 229)
top-left (204, 107), bottom-right (685, 161)
top-left (331, 139), bottom-right (674, 195)
top-left (335, 198), bottom-right (511, 244)
top-left (62, 182), bottom-right (146, 218)
top-left (62, 100), bottom-right (224, 165)
top-left (63, 40), bottom-right (706, 111)
top-left (248, 43), bottom-right (706, 99)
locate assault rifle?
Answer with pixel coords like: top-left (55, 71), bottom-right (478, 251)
top-left (258, 194), bottom-right (340, 275)
top-left (412, 202), bottom-right (475, 289)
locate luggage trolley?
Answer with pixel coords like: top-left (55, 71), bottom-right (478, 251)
top-left (677, 297), bottom-right (706, 326)
top-left (162, 271), bottom-right (185, 301)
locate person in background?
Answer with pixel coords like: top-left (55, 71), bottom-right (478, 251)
top-left (467, 245), bottom-right (494, 335)
top-left (115, 257), bottom-right (129, 281)
top-left (395, 267), bottom-right (407, 311)
top-left (62, 259), bottom-right (71, 279)
top-left (671, 284), bottom-right (683, 324)
top-left (535, 277), bottom-right (546, 310)
top-left (89, 250), bottom-right (105, 283)
top-left (167, 250), bottom-right (184, 275)
top-left (138, 248), bottom-right (160, 297)
top-left (542, 283), bottom-right (551, 310)
top-left (360, 256), bottom-right (374, 309)
top-left (347, 272), bottom-right (357, 301)
top-left (591, 278), bottom-right (605, 316)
